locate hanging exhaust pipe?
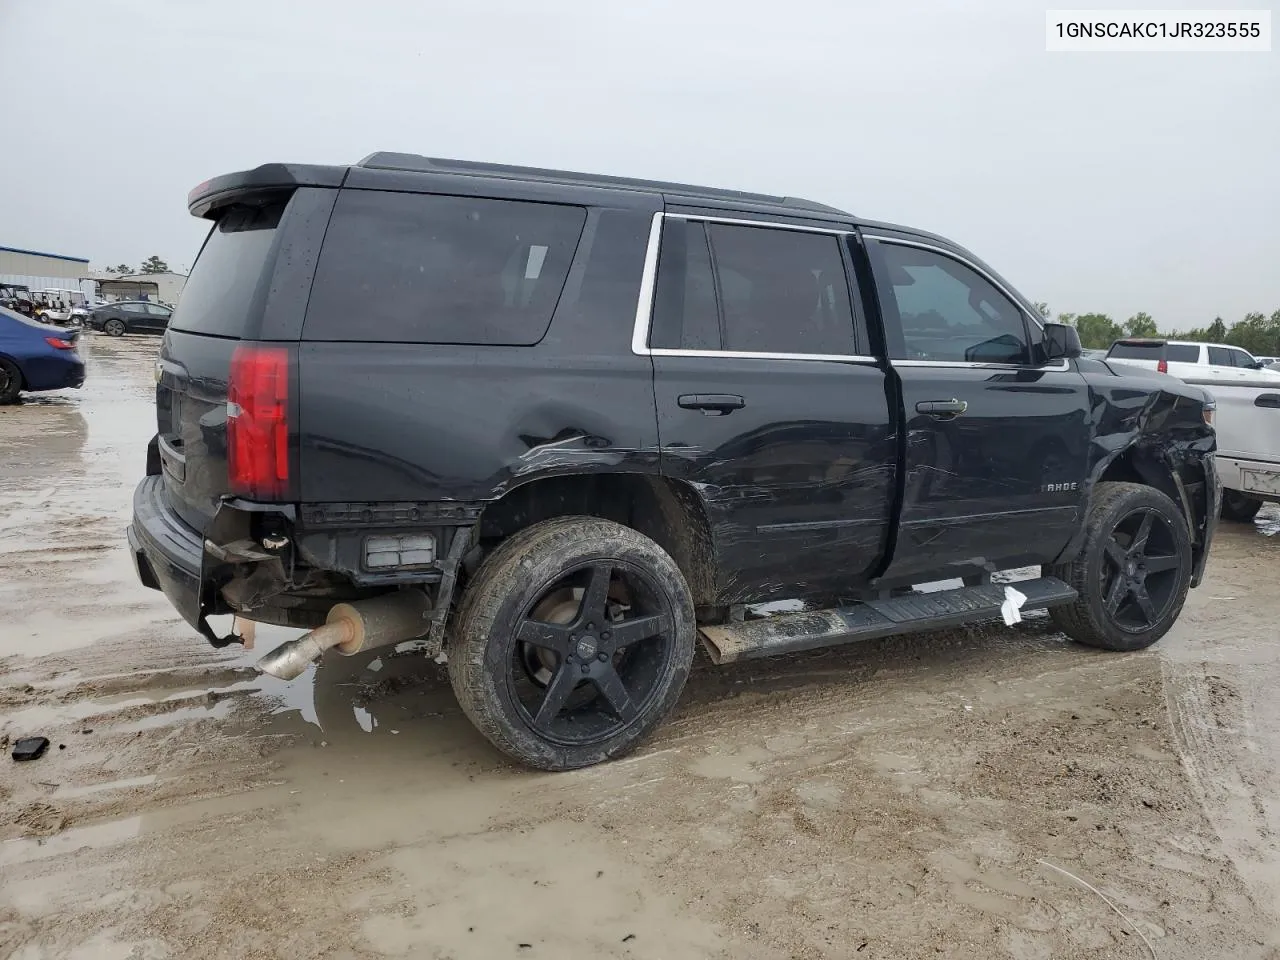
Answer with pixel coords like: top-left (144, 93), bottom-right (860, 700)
top-left (255, 590), bottom-right (432, 681)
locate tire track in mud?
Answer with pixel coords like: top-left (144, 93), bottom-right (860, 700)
top-left (1163, 659), bottom-right (1280, 919)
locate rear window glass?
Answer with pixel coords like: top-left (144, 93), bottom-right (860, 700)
top-left (1166, 344), bottom-right (1199, 362)
top-left (1107, 342), bottom-right (1164, 359)
top-left (169, 202), bottom-right (284, 337)
top-left (304, 191), bottom-right (586, 345)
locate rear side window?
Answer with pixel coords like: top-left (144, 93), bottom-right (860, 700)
top-left (1107, 342), bottom-right (1164, 360)
top-left (709, 224), bottom-right (856, 355)
top-left (305, 191), bottom-right (586, 345)
top-left (1165, 344), bottom-right (1199, 362)
top-left (170, 202), bottom-right (284, 337)
top-left (1207, 346), bottom-right (1234, 365)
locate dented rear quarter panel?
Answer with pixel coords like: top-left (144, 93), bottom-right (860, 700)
top-left (297, 203), bottom-right (665, 505)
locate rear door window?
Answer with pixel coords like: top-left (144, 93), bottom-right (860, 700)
top-left (1108, 342), bottom-right (1164, 360)
top-left (706, 223), bottom-right (856, 355)
top-left (169, 202), bottom-right (285, 338)
top-left (304, 191), bottom-right (586, 345)
top-left (1207, 346), bottom-right (1234, 366)
top-left (1165, 344), bottom-right (1199, 362)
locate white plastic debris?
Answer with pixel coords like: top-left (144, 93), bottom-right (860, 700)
top-left (433, 650), bottom-right (449, 665)
top-left (1001, 586), bottom-right (1028, 625)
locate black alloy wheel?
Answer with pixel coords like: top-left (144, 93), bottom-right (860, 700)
top-left (449, 517), bottom-right (696, 770)
top-left (1050, 481), bottom-right (1193, 651)
top-left (1097, 507), bottom-right (1181, 633)
top-left (510, 560), bottom-right (676, 745)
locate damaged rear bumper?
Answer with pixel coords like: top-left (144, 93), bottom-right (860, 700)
top-left (128, 475), bottom-right (205, 631)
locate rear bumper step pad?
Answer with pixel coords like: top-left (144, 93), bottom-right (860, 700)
top-left (699, 577), bottom-right (1078, 664)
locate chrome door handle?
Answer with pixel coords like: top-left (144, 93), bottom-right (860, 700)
top-left (916, 399), bottom-right (968, 419)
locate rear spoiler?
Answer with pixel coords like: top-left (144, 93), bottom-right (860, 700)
top-left (187, 163), bottom-right (347, 219)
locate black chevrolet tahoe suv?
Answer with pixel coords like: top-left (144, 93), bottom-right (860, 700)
top-left (129, 153), bottom-right (1219, 770)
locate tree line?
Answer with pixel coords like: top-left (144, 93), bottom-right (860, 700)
top-left (105, 255), bottom-right (171, 276)
top-left (1034, 302), bottom-right (1280, 357)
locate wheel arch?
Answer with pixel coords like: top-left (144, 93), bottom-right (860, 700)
top-left (475, 472), bottom-right (718, 606)
top-left (1056, 440), bottom-right (1215, 586)
top-left (0, 352), bottom-right (28, 389)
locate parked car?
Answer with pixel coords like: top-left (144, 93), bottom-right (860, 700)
top-left (128, 154), bottom-right (1218, 771)
top-left (88, 300), bottom-right (174, 336)
top-left (1162, 376), bottom-right (1280, 524)
top-left (0, 304), bottom-right (86, 403)
top-left (1106, 338), bottom-right (1280, 384)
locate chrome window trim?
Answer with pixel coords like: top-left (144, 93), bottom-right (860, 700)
top-left (630, 211), bottom-right (665, 356)
top-left (895, 358), bottom-right (1071, 371)
top-left (631, 211), bottom-right (871, 362)
top-left (650, 347), bottom-right (879, 363)
top-left (664, 212), bottom-right (855, 236)
top-left (860, 234), bottom-right (1046, 332)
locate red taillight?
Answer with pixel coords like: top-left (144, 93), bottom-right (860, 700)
top-left (227, 346), bottom-right (290, 499)
top-left (45, 337), bottom-right (75, 350)
top-left (1157, 358), bottom-right (1168, 373)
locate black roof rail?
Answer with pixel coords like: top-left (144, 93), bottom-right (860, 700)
top-left (355, 152), bottom-right (850, 216)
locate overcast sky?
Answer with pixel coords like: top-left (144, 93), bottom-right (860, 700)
top-left (2, 0), bottom-right (1275, 329)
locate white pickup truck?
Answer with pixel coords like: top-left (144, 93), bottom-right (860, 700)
top-left (1106, 339), bottom-right (1280, 522)
top-left (1199, 382), bottom-right (1280, 521)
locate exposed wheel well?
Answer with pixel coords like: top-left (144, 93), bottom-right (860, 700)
top-left (475, 473), bottom-right (718, 606)
top-left (1097, 447), bottom-right (1206, 544)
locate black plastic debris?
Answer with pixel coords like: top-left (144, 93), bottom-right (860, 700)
top-left (12, 736), bottom-right (50, 761)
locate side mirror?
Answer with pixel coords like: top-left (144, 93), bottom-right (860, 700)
top-left (1041, 322), bottom-right (1082, 362)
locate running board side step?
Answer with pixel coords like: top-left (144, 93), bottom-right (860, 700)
top-left (699, 577), bottom-right (1078, 664)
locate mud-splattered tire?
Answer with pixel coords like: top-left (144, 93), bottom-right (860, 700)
top-left (1220, 490), bottom-right (1263, 524)
top-left (1049, 482), bottom-right (1192, 652)
top-left (448, 516), bottom-right (696, 771)
top-left (0, 358), bottom-right (22, 404)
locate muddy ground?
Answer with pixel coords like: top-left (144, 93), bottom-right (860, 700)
top-left (2, 335), bottom-right (1279, 960)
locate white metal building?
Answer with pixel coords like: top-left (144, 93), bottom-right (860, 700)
top-left (121, 271), bottom-right (187, 305)
top-left (87, 270), bottom-right (188, 305)
top-left (0, 245), bottom-right (91, 298)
